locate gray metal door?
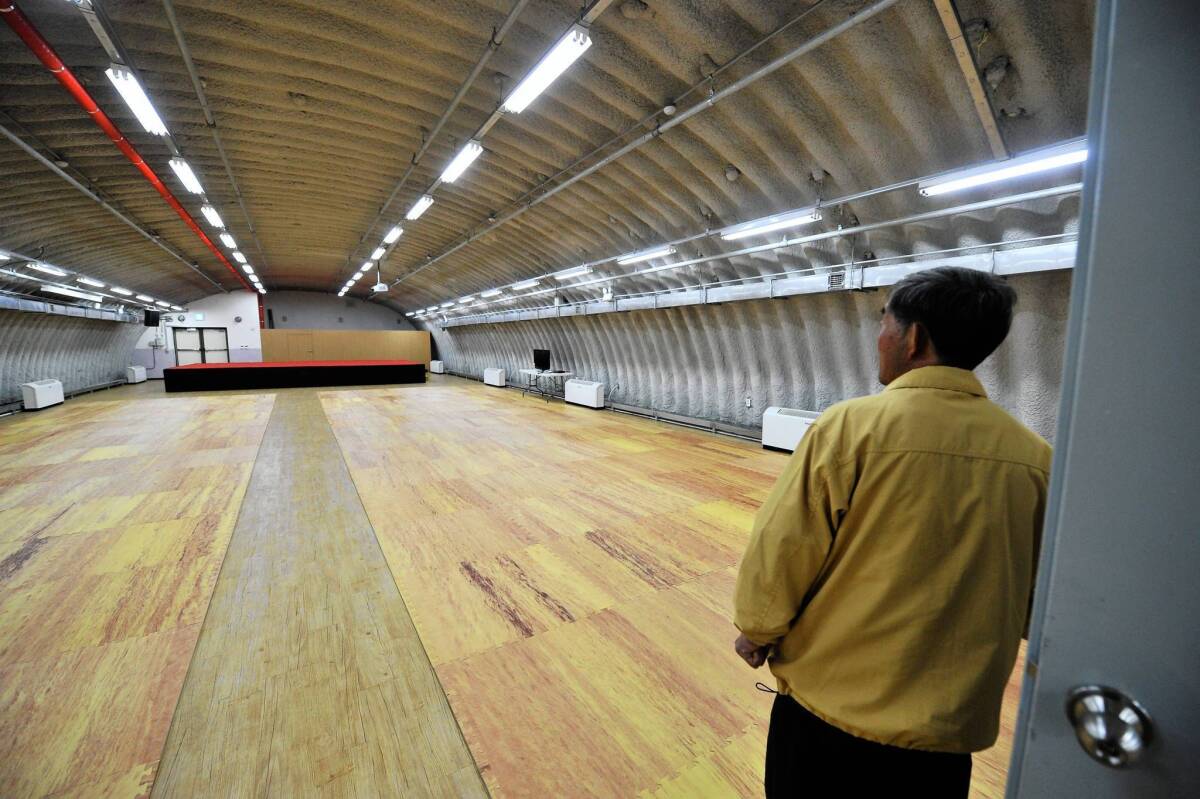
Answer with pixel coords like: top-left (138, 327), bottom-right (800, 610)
top-left (1007, 1), bottom-right (1200, 796)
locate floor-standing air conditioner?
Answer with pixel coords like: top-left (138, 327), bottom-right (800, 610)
top-left (430, 360), bottom-right (445, 374)
top-left (564, 379), bottom-right (605, 409)
top-left (126, 366), bottom-right (147, 384)
top-left (483, 368), bottom-right (506, 387)
top-left (762, 406), bottom-right (820, 451)
top-left (21, 379), bottom-right (65, 410)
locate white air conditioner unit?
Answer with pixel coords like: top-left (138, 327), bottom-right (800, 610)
top-left (565, 379), bottom-right (605, 409)
top-left (483, 368), bottom-right (506, 387)
top-left (762, 406), bottom-right (820, 452)
top-left (21, 379), bottom-right (65, 410)
top-left (126, 365), bottom-right (147, 384)
top-left (430, 360), bottom-right (445, 374)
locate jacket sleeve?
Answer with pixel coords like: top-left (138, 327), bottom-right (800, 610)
top-left (733, 419), bottom-right (848, 646)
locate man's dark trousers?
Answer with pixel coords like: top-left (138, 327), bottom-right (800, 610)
top-left (765, 693), bottom-right (972, 797)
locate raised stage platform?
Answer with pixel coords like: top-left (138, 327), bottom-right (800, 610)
top-left (163, 360), bottom-right (426, 392)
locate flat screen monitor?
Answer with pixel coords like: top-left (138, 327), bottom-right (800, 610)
top-left (533, 349), bottom-right (550, 371)
top-left (143, 310), bottom-right (161, 327)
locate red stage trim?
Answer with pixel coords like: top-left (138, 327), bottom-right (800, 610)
top-left (170, 360), bottom-right (423, 369)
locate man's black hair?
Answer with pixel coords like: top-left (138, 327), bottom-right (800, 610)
top-left (886, 266), bottom-right (1018, 370)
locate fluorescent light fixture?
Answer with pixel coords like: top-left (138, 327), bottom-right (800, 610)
top-left (219, 233), bottom-right (236, 248)
top-left (135, 294), bottom-right (154, 302)
top-left (553, 265), bottom-right (592, 281)
top-left (424, 306), bottom-right (439, 312)
top-left (441, 302), bottom-right (455, 308)
top-left (480, 288), bottom-right (502, 297)
top-left (503, 25), bottom-right (592, 114)
top-left (155, 300), bottom-right (171, 307)
top-left (384, 225), bottom-right (403, 244)
top-left (76, 276), bottom-right (105, 288)
top-left (371, 247), bottom-right (386, 260)
top-left (405, 312), bottom-right (415, 317)
top-left (439, 140), bottom-right (483, 184)
top-left (406, 195), bottom-right (434, 220)
top-left (232, 251), bottom-right (248, 264)
top-left (0, 251), bottom-right (9, 262)
top-left (511, 279), bottom-right (541, 291)
top-left (110, 286), bottom-right (132, 296)
top-left (29, 262), bottom-right (68, 276)
top-left (104, 64), bottom-right (168, 136)
top-left (200, 205), bottom-right (225, 228)
top-left (721, 207), bottom-right (822, 241)
top-left (241, 264), bottom-right (255, 275)
top-left (361, 260), bottom-right (375, 271)
top-left (41, 285), bottom-right (104, 302)
top-left (616, 245), bottom-right (675, 266)
top-left (258, 288), bottom-right (266, 294)
top-left (170, 305), bottom-right (182, 311)
top-left (459, 296), bottom-right (475, 304)
top-left (919, 140), bottom-right (1088, 197)
top-left (168, 157), bottom-right (203, 194)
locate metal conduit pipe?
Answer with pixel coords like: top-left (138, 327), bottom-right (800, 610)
top-left (0, 1), bottom-right (254, 292)
top-left (0, 120), bottom-right (226, 292)
top-left (161, 0), bottom-right (271, 275)
top-left (445, 182), bottom-right (1082, 322)
top-left (391, 0), bottom-right (902, 288)
top-left (346, 0), bottom-right (614, 289)
top-left (337, 0), bottom-right (534, 285)
top-left (504, 0), bottom-right (833, 213)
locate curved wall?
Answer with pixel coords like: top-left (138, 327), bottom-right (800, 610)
top-left (0, 309), bottom-right (143, 405)
top-left (427, 270), bottom-right (1070, 441)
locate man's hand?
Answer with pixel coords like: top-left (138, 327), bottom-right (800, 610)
top-left (734, 633), bottom-right (770, 668)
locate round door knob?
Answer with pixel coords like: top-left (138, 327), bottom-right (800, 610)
top-left (1065, 685), bottom-right (1154, 768)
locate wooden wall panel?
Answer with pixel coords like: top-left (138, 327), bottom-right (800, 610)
top-left (260, 330), bottom-right (430, 365)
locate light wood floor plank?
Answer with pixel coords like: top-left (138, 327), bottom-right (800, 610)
top-left (323, 377), bottom-right (1024, 798)
top-left (149, 389), bottom-right (485, 798)
top-left (0, 395), bottom-right (274, 798)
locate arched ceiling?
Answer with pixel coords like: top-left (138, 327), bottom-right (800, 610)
top-left (0, 0), bottom-right (1093, 310)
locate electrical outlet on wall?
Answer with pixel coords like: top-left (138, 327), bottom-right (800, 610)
top-left (744, 394), bottom-right (752, 408)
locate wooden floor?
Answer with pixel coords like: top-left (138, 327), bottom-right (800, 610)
top-left (149, 390), bottom-right (484, 797)
top-left (321, 378), bottom-right (1025, 798)
top-left (0, 376), bottom-right (1024, 797)
top-left (0, 393), bottom-right (274, 797)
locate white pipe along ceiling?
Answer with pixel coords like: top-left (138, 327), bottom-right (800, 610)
top-left (0, 0), bottom-right (1093, 427)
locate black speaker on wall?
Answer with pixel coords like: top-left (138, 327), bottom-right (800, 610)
top-left (143, 310), bottom-right (161, 326)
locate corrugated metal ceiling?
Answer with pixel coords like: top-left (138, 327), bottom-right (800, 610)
top-left (0, 0), bottom-right (1093, 309)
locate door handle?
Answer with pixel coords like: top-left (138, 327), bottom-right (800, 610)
top-left (1065, 685), bottom-right (1154, 768)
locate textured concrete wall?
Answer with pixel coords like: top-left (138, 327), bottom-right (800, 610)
top-left (0, 309), bottom-right (144, 405)
top-left (427, 270), bottom-right (1070, 442)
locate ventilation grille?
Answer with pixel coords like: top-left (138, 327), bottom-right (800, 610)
top-left (827, 271), bottom-right (846, 289)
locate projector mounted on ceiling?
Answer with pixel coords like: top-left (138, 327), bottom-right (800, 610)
top-left (371, 281), bottom-right (389, 294)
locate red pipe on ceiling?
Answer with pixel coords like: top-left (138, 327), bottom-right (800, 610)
top-left (0, 0), bottom-right (254, 292)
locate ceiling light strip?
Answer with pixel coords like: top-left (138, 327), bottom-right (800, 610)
top-left (0, 5), bottom-right (253, 291)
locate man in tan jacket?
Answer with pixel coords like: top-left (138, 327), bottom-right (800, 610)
top-left (734, 266), bottom-right (1051, 797)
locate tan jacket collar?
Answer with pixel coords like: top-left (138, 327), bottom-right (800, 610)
top-left (884, 365), bottom-right (987, 397)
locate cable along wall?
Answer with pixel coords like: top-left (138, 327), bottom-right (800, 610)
top-left (426, 269), bottom-right (1070, 442)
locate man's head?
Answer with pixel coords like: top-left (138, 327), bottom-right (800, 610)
top-left (877, 266), bottom-right (1017, 385)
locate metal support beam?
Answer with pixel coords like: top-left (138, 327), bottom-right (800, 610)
top-left (932, 0), bottom-right (1007, 158)
top-left (161, 0), bottom-right (272, 278)
top-left (0, 120), bottom-right (226, 292)
top-left (335, 0), bottom-right (533, 286)
top-left (392, 0), bottom-right (902, 288)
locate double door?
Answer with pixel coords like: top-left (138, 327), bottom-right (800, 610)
top-left (173, 327), bottom-right (230, 365)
